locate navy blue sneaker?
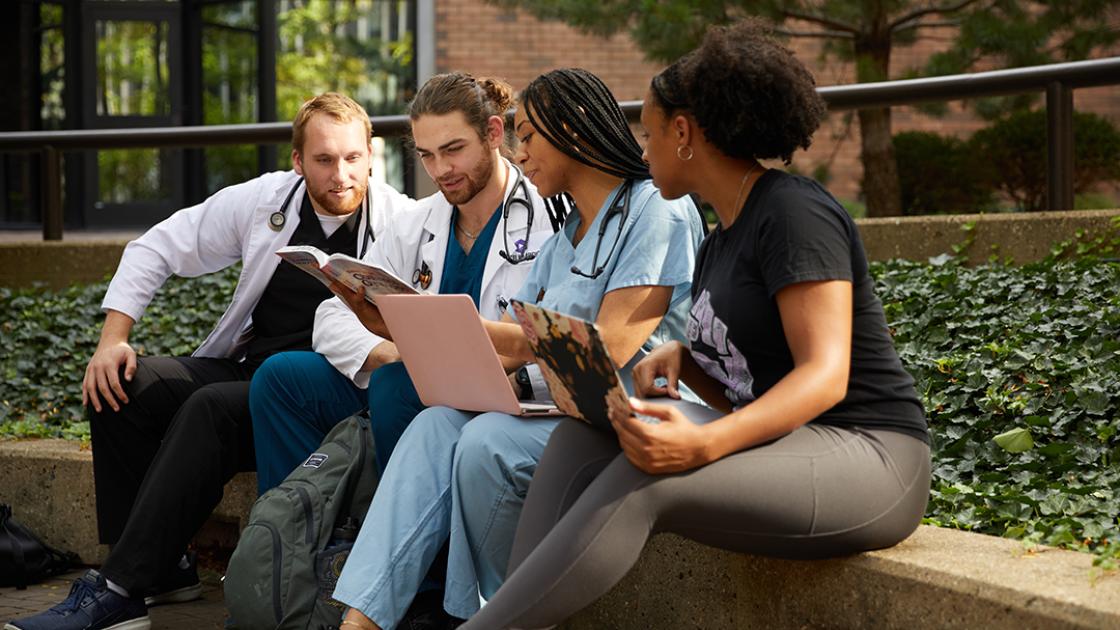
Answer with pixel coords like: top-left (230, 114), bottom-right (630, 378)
top-left (4, 569), bottom-right (150, 630)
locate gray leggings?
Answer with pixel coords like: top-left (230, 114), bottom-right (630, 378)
top-left (460, 404), bottom-right (931, 629)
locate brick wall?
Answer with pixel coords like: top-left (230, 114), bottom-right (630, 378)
top-left (435, 1), bottom-right (1120, 204)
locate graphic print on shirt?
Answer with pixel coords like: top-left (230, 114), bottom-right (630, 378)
top-left (688, 289), bottom-right (755, 407)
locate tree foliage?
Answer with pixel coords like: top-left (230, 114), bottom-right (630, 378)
top-left (490, 0), bottom-right (1119, 216)
top-left (893, 131), bottom-right (995, 215)
top-left (970, 109), bottom-right (1120, 212)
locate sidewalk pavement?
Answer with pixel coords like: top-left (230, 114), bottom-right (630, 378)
top-left (0, 569), bottom-right (226, 630)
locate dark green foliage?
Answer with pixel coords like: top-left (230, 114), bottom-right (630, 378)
top-left (874, 253), bottom-right (1119, 565)
top-left (970, 110), bottom-right (1120, 212)
top-left (0, 266), bottom-right (241, 439)
top-left (893, 131), bottom-right (995, 215)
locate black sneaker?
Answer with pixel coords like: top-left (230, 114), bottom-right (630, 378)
top-left (143, 551), bottom-right (202, 606)
top-left (4, 569), bottom-right (149, 630)
top-left (399, 589), bottom-right (464, 630)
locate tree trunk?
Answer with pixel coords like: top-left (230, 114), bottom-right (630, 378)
top-left (858, 106), bottom-right (901, 217)
top-left (854, 35), bottom-right (902, 217)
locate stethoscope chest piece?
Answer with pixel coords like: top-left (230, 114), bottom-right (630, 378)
top-left (413, 262), bottom-right (433, 290)
top-left (268, 210), bottom-right (286, 231)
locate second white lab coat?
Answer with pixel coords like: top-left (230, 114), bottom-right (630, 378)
top-left (314, 160), bottom-right (561, 387)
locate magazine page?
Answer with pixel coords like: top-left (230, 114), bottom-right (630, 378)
top-left (275, 246), bottom-right (332, 287)
top-left (324, 256), bottom-right (419, 299)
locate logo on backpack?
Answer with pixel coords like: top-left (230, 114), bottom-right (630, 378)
top-left (303, 453), bottom-right (328, 468)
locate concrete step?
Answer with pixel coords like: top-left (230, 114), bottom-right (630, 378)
top-left (2, 438), bottom-right (1118, 628)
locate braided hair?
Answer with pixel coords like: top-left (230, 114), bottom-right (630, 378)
top-left (519, 68), bottom-right (649, 181)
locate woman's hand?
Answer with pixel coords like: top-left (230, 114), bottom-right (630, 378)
top-left (611, 397), bottom-right (715, 474)
top-left (631, 341), bottom-right (684, 399)
top-left (328, 280), bottom-right (392, 340)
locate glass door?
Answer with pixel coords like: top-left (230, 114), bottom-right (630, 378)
top-left (81, 1), bottom-right (182, 228)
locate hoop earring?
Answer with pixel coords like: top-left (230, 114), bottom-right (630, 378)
top-left (676, 145), bottom-right (694, 161)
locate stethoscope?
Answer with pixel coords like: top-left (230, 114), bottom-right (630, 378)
top-left (569, 179), bottom-right (632, 280)
top-left (498, 165), bottom-right (546, 265)
top-left (269, 177), bottom-right (376, 258)
top-left (412, 165), bottom-right (566, 291)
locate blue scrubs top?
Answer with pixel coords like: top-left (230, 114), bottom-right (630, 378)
top-left (440, 205), bottom-right (502, 307)
top-left (514, 179), bottom-right (704, 375)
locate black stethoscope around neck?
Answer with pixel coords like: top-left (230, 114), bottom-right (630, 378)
top-left (269, 177), bottom-right (376, 258)
top-left (497, 164), bottom-right (542, 265)
top-left (569, 179), bottom-right (632, 280)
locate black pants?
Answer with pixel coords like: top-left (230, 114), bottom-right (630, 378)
top-left (91, 356), bottom-right (257, 593)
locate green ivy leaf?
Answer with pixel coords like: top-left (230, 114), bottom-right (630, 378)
top-left (994, 428), bottom-right (1035, 453)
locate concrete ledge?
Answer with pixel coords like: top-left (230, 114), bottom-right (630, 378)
top-left (2, 210), bottom-right (1119, 288)
top-left (3, 438), bottom-right (1118, 628)
top-left (858, 208), bottom-right (1120, 265)
top-left (565, 527), bottom-right (1120, 629)
top-left (0, 241), bottom-right (125, 289)
top-left (0, 439), bottom-right (256, 564)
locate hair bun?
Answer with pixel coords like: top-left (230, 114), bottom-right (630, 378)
top-left (478, 76), bottom-right (515, 113)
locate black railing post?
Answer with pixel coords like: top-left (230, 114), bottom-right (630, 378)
top-left (40, 146), bottom-right (63, 240)
top-left (257, 0), bottom-right (278, 173)
top-left (1046, 81), bottom-right (1074, 212)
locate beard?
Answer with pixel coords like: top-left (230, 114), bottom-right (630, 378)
top-left (438, 148), bottom-right (494, 206)
top-left (308, 178), bottom-right (369, 216)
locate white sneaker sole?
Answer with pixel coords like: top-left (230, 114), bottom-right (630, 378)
top-left (4, 617), bottom-right (151, 630)
top-left (144, 582), bottom-right (203, 606)
top-left (104, 617), bottom-right (152, 630)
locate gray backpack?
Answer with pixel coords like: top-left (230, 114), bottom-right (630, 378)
top-left (224, 413), bottom-right (378, 630)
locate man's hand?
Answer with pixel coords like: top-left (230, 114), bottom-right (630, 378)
top-left (328, 280), bottom-right (392, 340)
top-left (83, 341), bottom-right (137, 413)
top-left (83, 310), bottom-right (138, 413)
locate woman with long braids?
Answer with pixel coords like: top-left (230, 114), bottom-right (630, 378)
top-left (330, 67), bottom-right (705, 629)
top-left (457, 21), bottom-right (931, 629)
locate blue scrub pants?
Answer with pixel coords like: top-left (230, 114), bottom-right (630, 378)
top-left (248, 351), bottom-right (423, 494)
top-left (332, 407), bottom-right (561, 628)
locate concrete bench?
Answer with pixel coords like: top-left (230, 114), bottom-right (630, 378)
top-left (0, 438), bottom-right (256, 564)
top-left (3, 439), bottom-right (1118, 628)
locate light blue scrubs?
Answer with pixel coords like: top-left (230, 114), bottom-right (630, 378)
top-left (332, 179), bottom-right (705, 628)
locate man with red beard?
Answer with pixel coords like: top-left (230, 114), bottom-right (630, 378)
top-left (5, 93), bottom-right (413, 630)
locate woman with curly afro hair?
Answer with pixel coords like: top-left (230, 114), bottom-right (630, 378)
top-left (457, 19), bottom-right (931, 629)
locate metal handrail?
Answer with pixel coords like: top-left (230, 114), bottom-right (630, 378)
top-left (3, 56), bottom-right (1118, 238)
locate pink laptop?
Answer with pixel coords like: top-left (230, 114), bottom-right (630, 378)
top-left (376, 294), bottom-right (560, 416)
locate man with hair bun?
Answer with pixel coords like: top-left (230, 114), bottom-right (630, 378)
top-left (247, 71), bottom-right (562, 625)
top-left (7, 93), bottom-right (413, 630)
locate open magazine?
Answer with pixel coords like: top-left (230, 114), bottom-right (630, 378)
top-left (276, 245), bottom-right (419, 303)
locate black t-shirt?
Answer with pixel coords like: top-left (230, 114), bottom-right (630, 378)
top-left (689, 169), bottom-right (928, 442)
top-left (243, 193), bottom-right (359, 367)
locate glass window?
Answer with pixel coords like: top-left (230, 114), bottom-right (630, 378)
top-left (95, 20), bottom-right (170, 117)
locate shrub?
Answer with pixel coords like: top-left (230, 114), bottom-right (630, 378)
top-left (969, 109), bottom-right (1120, 212)
top-left (875, 253), bottom-right (1119, 563)
top-left (0, 266), bottom-right (240, 439)
top-left (893, 131), bottom-right (995, 215)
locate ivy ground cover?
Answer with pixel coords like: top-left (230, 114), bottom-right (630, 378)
top-left (1, 259), bottom-right (1118, 565)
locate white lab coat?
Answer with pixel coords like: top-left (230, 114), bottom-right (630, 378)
top-left (314, 160), bottom-right (560, 387)
top-left (101, 170), bottom-right (415, 359)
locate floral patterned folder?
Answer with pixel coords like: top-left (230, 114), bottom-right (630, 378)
top-left (510, 299), bottom-right (630, 432)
